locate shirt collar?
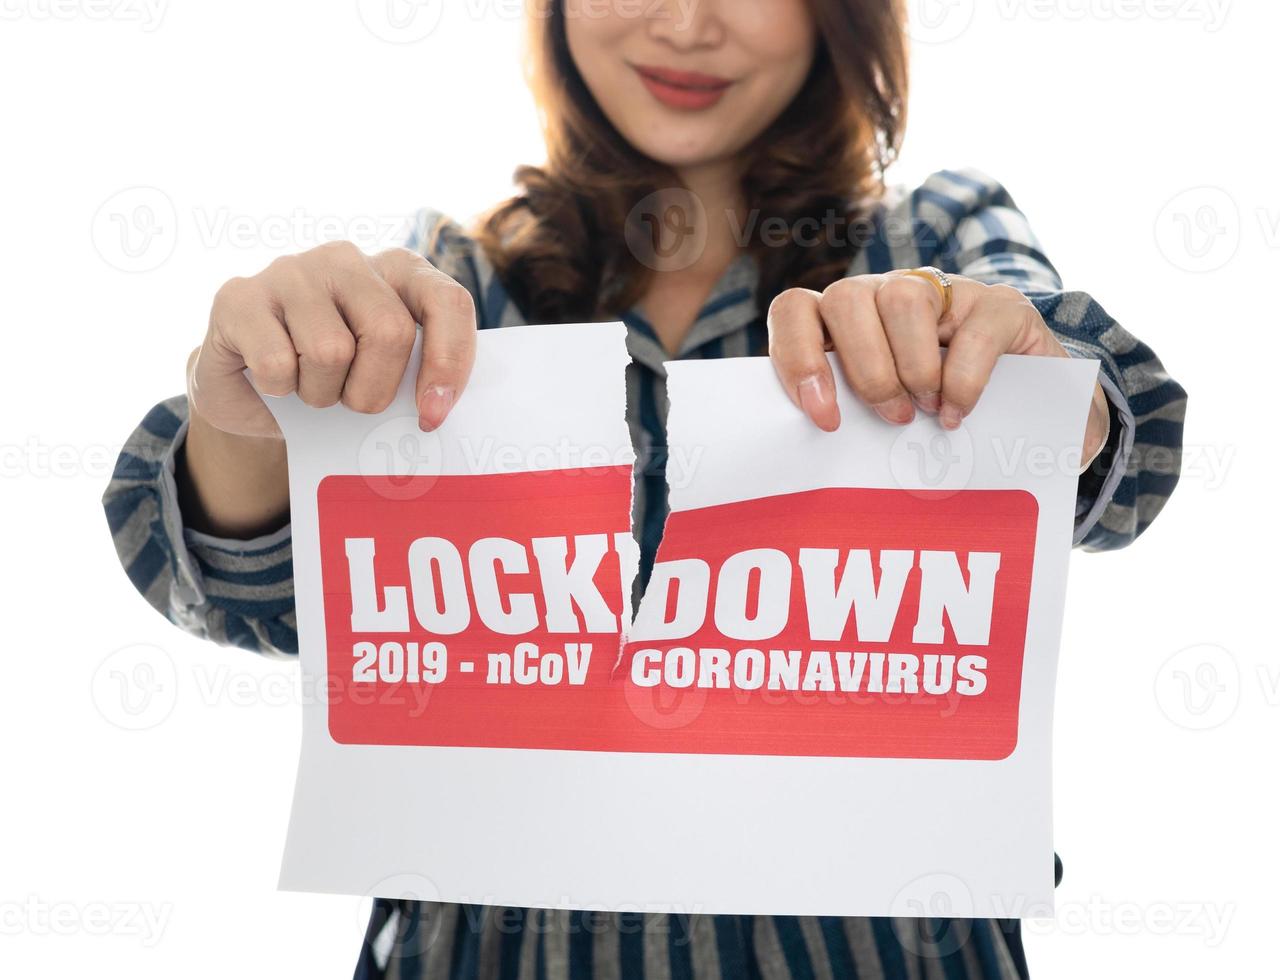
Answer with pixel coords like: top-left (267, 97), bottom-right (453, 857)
top-left (623, 253), bottom-right (760, 375)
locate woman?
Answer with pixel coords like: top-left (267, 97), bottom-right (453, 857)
top-left (103, 0), bottom-right (1186, 976)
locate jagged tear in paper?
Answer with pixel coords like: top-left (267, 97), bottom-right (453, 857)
top-left (265, 323), bottom-right (1098, 918)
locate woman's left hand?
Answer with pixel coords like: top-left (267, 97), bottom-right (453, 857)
top-left (766, 272), bottom-right (1110, 464)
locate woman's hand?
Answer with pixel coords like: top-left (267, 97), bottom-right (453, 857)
top-left (178, 243), bottom-right (477, 540)
top-left (188, 242), bottom-right (478, 438)
top-left (766, 273), bottom-right (1110, 464)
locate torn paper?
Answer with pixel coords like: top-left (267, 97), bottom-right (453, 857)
top-left (265, 328), bottom-right (1097, 919)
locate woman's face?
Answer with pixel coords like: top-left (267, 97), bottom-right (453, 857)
top-left (564, 0), bottom-right (818, 172)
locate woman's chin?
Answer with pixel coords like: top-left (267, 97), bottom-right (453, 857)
top-left (631, 137), bottom-right (741, 174)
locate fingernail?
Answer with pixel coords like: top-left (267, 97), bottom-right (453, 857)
top-left (939, 403), bottom-right (964, 431)
top-left (914, 391), bottom-right (941, 415)
top-left (873, 395), bottom-right (915, 425)
top-left (797, 375), bottom-right (838, 431)
top-left (419, 384), bottom-right (455, 432)
top-left (798, 375), bottom-right (829, 410)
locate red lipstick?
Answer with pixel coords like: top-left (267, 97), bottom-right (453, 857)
top-left (633, 64), bottom-right (734, 111)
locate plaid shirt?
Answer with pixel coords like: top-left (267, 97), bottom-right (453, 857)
top-left (102, 168), bottom-right (1187, 980)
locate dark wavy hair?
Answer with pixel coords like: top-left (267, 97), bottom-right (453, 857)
top-left (468, 0), bottom-right (909, 324)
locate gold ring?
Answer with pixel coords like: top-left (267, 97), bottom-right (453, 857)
top-left (901, 266), bottom-right (954, 319)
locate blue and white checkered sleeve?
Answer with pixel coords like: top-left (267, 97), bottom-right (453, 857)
top-left (921, 169), bottom-right (1187, 550)
top-left (403, 206), bottom-right (484, 300)
top-left (101, 396), bottom-right (299, 656)
top-left (101, 211), bottom-right (488, 656)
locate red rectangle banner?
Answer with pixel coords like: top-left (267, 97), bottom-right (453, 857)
top-left (318, 472), bottom-right (1036, 760)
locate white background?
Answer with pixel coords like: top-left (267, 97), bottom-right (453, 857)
top-left (0, 0), bottom-right (1272, 976)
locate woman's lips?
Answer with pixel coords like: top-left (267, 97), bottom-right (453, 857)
top-left (633, 64), bottom-right (734, 111)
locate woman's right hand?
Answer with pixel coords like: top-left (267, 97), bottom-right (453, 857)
top-left (188, 241), bottom-right (478, 438)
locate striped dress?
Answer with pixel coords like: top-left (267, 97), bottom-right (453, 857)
top-left (102, 168), bottom-right (1187, 979)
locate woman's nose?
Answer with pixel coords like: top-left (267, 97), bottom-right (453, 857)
top-left (645, 0), bottom-right (726, 51)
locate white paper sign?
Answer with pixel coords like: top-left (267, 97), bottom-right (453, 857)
top-left (265, 321), bottom-right (1098, 919)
